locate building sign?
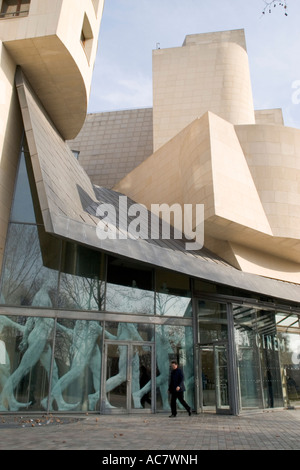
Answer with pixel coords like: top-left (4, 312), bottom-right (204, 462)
top-left (255, 334), bottom-right (286, 352)
top-left (235, 330), bottom-right (286, 352)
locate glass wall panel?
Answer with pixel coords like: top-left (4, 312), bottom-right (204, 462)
top-left (58, 243), bottom-right (105, 311)
top-left (200, 346), bottom-right (215, 408)
top-left (215, 344), bottom-right (230, 410)
top-left (104, 321), bottom-right (154, 343)
top-left (234, 305), bottom-right (283, 409)
top-left (104, 342), bottom-right (153, 412)
top-left (102, 321), bottom-right (154, 412)
top-left (197, 301), bottom-right (229, 412)
top-left (45, 319), bottom-right (103, 412)
top-left (0, 315), bottom-right (54, 412)
top-left (132, 344), bottom-right (152, 410)
top-left (198, 300), bottom-right (228, 343)
top-left (233, 305), bottom-right (262, 408)
top-left (200, 344), bottom-right (230, 411)
top-left (155, 324), bottom-right (194, 411)
top-left (10, 148), bottom-right (36, 224)
top-left (106, 257), bottom-right (154, 314)
top-left (155, 269), bottom-right (191, 317)
top-left (105, 342), bottom-right (128, 410)
top-left (277, 317), bottom-right (300, 407)
top-left (257, 310), bottom-right (283, 408)
top-left (0, 224), bottom-right (60, 307)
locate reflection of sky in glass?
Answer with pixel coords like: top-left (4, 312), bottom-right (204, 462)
top-left (105, 284), bottom-right (191, 316)
top-left (11, 152), bottom-right (36, 224)
top-left (280, 332), bottom-right (300, 365)
top-left (1, 224), bottom-right (59, 306)
top-left (276, 313), bottom-right (299, 329)
top-left (156, 293), bottom-right (191, 317)
top-left (106, 284), bottom-right (154, 314)
top-left (285, 334), bottom-right (300, 358)
top-left (59, 273), bottom-right (104, 310)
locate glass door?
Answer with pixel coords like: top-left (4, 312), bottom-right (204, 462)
top-left (200, 345), bottom-right (215, 411)
top-left (102, 341), bottom-right (153, 413)
top-left (200, 343), bottom-right (230, 414)
top-left (214, 344), bottom-right (230, 412)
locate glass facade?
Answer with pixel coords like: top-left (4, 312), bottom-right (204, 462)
top-left (155, 324), bottom-right (194, 411)
top-left (49, 318), bottom-right (103, 412)
top-left (277, 314), bottom-right (300, 408)
top-left (233, 305), bottom-right (283, 409)
top-left (155, 270), bottom-right (192, 317)
top-left (198, 301), bottom-right (230, 412)
top-left (0, 315), bottom-right (195, 413)
top-left (0, 140), bottom-right (300, 415)
top-left (0, 315), bottom-right (54, 411)
top-left (59, 243), bottom-right (105, 311)
top-left (106, 257), bottom-right (154, 314)
top-left (1, 224), bottom-right (60, 307)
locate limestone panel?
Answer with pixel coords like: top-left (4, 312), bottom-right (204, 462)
top-left (153, 30), bottom-right (255, 151)
top-left (235, 123), bottom-right (300, 240)
top-left (255, 109), bottom-right (284, 126)
top-left (1, 0), bottom-right (104, 139)
top-left (115, 111), bottom-right (300, 282)
top-left (0, 42), bottom-right (23, 272)
top-left (68, 109), bottom-right (153, 188)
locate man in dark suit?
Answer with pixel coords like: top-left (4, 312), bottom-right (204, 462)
top-left (168, 360), bottom-right (191, 417)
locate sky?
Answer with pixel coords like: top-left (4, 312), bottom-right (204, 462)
top-left (88, 0), bottom-right (300, 129)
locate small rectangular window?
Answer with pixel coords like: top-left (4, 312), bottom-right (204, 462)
top-left (0, 0), bottom-right (30, 19)
top-left (72, 150), bottom-right (80, 160)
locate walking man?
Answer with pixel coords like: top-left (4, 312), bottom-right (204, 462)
top-left (168, 360), bottom-right (191, 417)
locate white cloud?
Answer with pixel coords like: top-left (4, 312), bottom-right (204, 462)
top-left (99, 74), bottom-right (153, 110)
top-left (89, 59), bottom-right (152, 112)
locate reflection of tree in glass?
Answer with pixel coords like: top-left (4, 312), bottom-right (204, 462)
top-left (0, 224), bottom-right (60, 309)
top-left (1, 225), bottom-right (42, 305)
top-left (132, 285), bottom-right (192, 410)
top-left (156, 291), bottom-right (190, 317)
top-left (106, 283), bottom-right (154, 314)
top-left (44, 320), bottom-right (109, 411)
top-left (58, 274), bottom-right (104, 311)
top-left (0, 283), bottom-right (77, 412)
top-left (156, 288), bottom-right (194, 409)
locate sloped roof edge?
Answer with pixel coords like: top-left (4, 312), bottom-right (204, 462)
top-left (15, 67), bottom-right (300, 304)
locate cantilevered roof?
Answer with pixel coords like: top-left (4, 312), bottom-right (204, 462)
top-left (15, 67), bottom-right (300, 304)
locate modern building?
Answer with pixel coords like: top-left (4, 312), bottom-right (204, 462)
top-left (0, 3), bottom-right (299, 416)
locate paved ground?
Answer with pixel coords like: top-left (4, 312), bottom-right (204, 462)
top-left (0, 409), bottom-right (299, 451)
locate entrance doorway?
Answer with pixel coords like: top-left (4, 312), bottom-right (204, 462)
top-left (200, 343), bottom-right (231, 414)
top-left (101, 341), bottom-right (154, 413)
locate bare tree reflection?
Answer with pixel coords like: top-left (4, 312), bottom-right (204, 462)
top-left (1, 225), bottom-right (45, 305)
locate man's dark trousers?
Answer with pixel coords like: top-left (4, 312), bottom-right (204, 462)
top-left (170, 391), bottom-right (190, 416)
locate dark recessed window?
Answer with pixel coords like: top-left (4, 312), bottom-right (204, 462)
top-left (72, 150), bottom-right (80, 160)
top-left (80, 13), bottom-right (94, 63)
top-left (0, 0), bottom-right (30, 19)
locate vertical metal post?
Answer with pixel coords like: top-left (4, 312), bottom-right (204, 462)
top-left (192, 297), bottom-right (201, 413)
top-left (227, 304), bottom-right (240, 415)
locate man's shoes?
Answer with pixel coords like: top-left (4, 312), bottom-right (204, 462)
top-left (169, 414), bottom-right (176, 418)
top-left (188, 409), bottom-right (191, 416)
